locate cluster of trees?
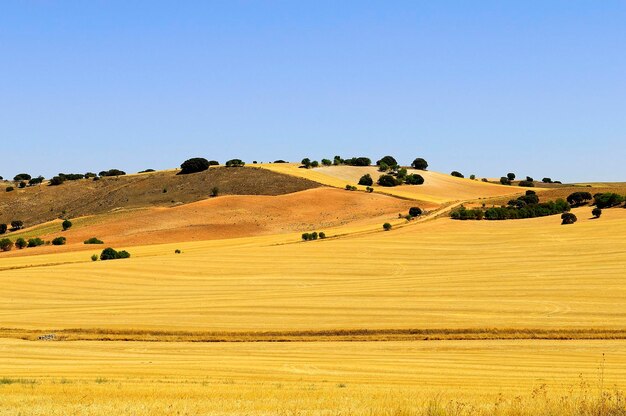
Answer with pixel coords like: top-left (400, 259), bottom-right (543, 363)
top-left (0, 235), bottom-right (64, 251)
top-left (100, 247), bottom-right (131, 260)
top-left (452, 191), bottom-right (571, 221)
top-left (377, 171), bottom-right (424, 187)
top-left (301, 231), bottom-right (326, 241)
top-left (567, 192), bottom-right (593, 206)
top-left (593, 193), bottom-right (625, 208)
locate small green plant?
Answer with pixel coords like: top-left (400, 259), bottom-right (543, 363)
top-left (52, 236), bottom-right (66, 245)
top-left (383, 222), bottom-right (392, 231)
top-left (319, 232), bottom-right (326, 239)
top-left (62, 219), bottom-right (73, 231)
top-left (210, 187), bottom-right (219, 197)
top-left (84, 237), bottom-right (104, 244)
top-left (366, 186), bottom-right (374, 193)
top-left (15, 237), bottom-right (27, 249)
top-left (302, 233), bottom-right (310, 241)
top-left (592, 207), bottom-right (602, 218)
top-left (27, 238), bottom-right (45, 247)
top-left (175, 249), bottom-right (181, 254)
top-left (0, 238), bottom-right (12, 252)
top-left (561, 212), bottom-right (577, 225)
top-left (5, 186), bottom-right (14, 192)
top-left (100, 247), bottom-right (131, 260)
top-left (91, 254), bottom-right (98, 261)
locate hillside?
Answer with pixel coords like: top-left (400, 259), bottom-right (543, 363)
top-left (259, 163), bottom-right (522, 203)
top-left (3, 187), bottom-right (422, 254)
top-left (0, 167), bottom-right (320, 228)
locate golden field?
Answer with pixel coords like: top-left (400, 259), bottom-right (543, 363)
top-left (1, 169), bottom-right (625, 414)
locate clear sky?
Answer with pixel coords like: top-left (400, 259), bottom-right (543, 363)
top-left (1, 1), bottom-right (624, 182)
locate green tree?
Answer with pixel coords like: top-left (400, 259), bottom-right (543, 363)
top-left (62, 219), bottom-right (73, 231)
top-left (15, 238), bottom-right (27, 249)
top-left (383, 222), bottom-right (392, 231)
top-left (358, 174), bottom-right (373, 186)
top-left (179, 158), bottom-right (210, 174)
top-left (411, 158), bottom-right (428, 170)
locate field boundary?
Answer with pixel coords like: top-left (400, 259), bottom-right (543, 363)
top-left (4, 327), bottom-right (626, 342)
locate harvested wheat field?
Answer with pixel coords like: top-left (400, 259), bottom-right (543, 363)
top-left (260, 163), bottom-right (522, 203)
top-left (1, 199), bottom-right (626, 413)
top-left (3, 187), bottom-right (424, 256)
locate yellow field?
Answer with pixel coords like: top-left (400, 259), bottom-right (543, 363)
top-left (259, 163), bottom-right (522, 203)
top-left (1, 194), bottom-right (625, 413)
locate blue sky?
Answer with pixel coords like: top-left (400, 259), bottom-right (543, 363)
top-left (1, 1), bottom-right (624, 182)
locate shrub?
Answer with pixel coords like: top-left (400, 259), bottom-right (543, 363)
top-left (0, 238), bottom-right (13, 252)
top-left (27, 238), bottom-right (45, 247)
top-left (0, 224), bottom-right (6, 234)
top-left (210, 187), bottom-right (219, 197)
top-left (507, 173), bottom-right (516, 181)
top-left (592, 208), bottom-right (602, 218)
top-left (5, 186), bottom-right (14, 192)
top-left (84, 172), bottom-right (97, 178)
top-left (567, 192), bottom-right (592, 206)
top-left (310, 232), bottom-right (318, 240)
top-left (451, 171), bottom-right (464, 178)
top-left (526, 176), bottom-right (534, 182)
top-left (301, 158), bottom-right (311, 168)
top-left (179, 158), bottom-right (210, 174)
top-left (333, 155), bottom-right (343, 165)
top-left (345, 185), bottom-right (357, 191)
top-left (470, 174), bottom-right (476, 180)
top-left (366, 186), bottom-right (374, 193)
top-left (344, 157), bottom-right (371, 166)
top-left (395, 168), bottom-right (407, 179)
top-left (91, 254), bottom-right (98, 262)
top-left (100, 247), bottom-right (130, 260)
top-left (518, 180), bottom-right (534, 187)
top-left (10, 220), bottom-right (23, 230)
top-left (175, 249), bottom-right (181, 254)
top-left (301, 233), bottom-right (310, 241)
top-left (450, 206), bottom-right (484, 220)
top-left (594, 193), bottom-right (624, 209)
top-left (321, 159), bottom-right (332, 166)
top-left (18, 181), bottom-right (26, 188)
top-left (383, 222), bottom-right (392, 231)
top-left (84, 237), bottom-right (104, 244)
top-left (310, 160), bottom-right (319, 168)
top-left (411, 158), bottom-right (428, 170)
top-left (49, 176), bottom-right (65, 186)
top-left (208, 160), bottom-right (219, 166)
top-left (319, 232), bottom-right (326, 239)
top-left (62, 219), bottom-right (72, 231)
top-left (225, 159), bottom-right (245, 167)
top-left (138, 169), bottom-right (155, 173)
top-left (376, 156), bottom-right (397, 167)
top-left (409, 207), bottom-right (422, 217)
top-left (377, 174), bottom-right (401, 187)
top-left (500, 177), bottom-right (511, 185)
top-left (358, 174), bottom-right (373, 186)
top-left (52, 237), bottom-right (66, 245)
top-left (15, 238), bottom-right (27, 249)
top-left (28, 176), bottom-right (45, 186)
top-left (273, 160), bottom-right (287, 163)
top-left (561, 212), bottom-right (577, 225)
top-left (542, 178), bottom-right (553, 183)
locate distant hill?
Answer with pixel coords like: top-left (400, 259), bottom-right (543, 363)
top-left (0, 167), bottom-right (320, 227)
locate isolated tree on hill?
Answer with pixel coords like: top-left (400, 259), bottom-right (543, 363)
top-left (500, 177), bottom-right (511, 185)
top-left (409, 207), bottom-right (422, 217)
top-left (10, 220), bottom-right (23, 230)
top-left (592, 208), bottom-right (602, 218)
top-left (507, 173), bottom-right (516, 181)
top-left (225, 159), bottom-right (245, 167)
top-left (301, 158), bottom-right (312, 168)
top-left (13, 173), bottom-right (31, 181)
top-left (358, 174), bottom-right (373, 186)
top-left (179, 158), bottom-right (210, 174)
top-left (376, 156), bottom-right (397, 167)
top-left (411, 158), bottom-right (428, 170)
top-left (451, 171), bottom-right (464, 178)
top-left (62, 219), bottom-right (73, 231)
top-left (561, 213), bottom-right (577, 225)
top-left (383, 222), bottom-right (392, 231)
